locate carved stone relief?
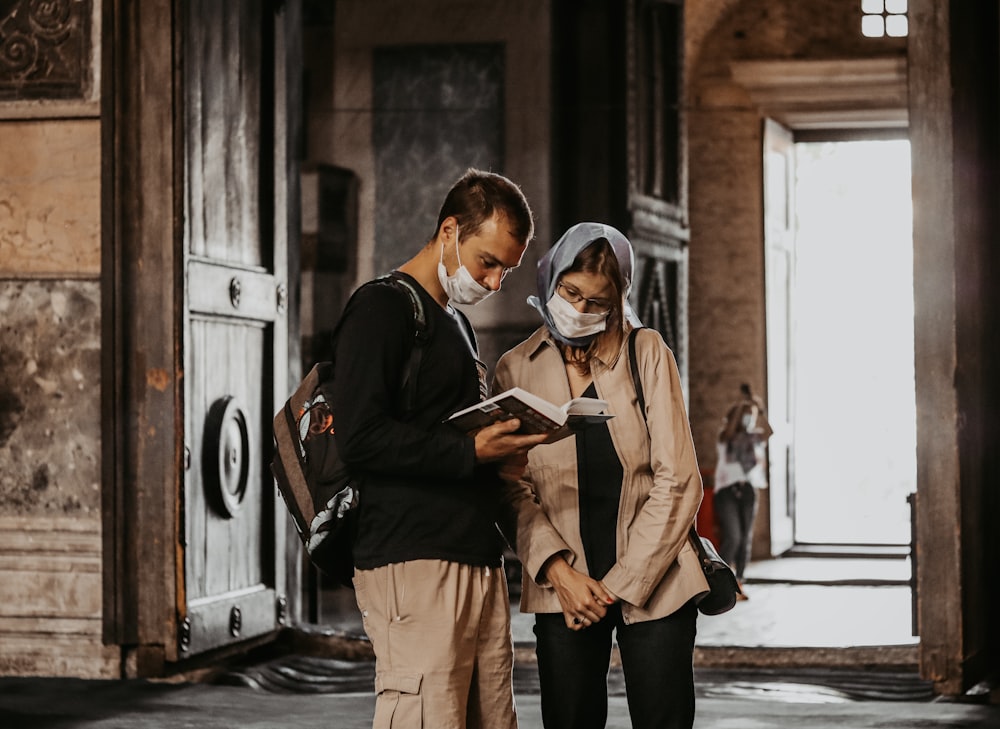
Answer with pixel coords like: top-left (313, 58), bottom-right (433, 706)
top-left (0, 0), bottom-right (92, 100)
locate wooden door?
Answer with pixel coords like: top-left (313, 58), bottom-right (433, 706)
top-left (763, 118), bottom-right (795, 555)
top-left (625, 0), bottom-right (689, 382)
top-left (178, 0), bottom-right (289, 656)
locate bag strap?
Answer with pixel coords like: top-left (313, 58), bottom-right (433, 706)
top-left (381, 272), bottom-right (429, 342)
top-left (627, 328), bottom-right (702, 550)
top-left (626, 328), bottom-right (645, 422)
top-left (381, 273), bottom-right (430, 414)
top-left (325, 273), bottom-right (430, 417)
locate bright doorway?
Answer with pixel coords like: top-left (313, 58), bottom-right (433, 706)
top-left (765, 130), bottom-right (916, 549)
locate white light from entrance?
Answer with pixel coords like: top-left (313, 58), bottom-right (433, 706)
top-left (792, 139), bottom-right (915, 545)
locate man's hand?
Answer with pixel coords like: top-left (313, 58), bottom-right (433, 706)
top-left (474, 418), bottom-right (549, 463)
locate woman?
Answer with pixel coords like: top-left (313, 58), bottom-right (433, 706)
top-left (714, 382), bottom-right (773, 597)
top-left (495, 222), bottom-right (709, 729)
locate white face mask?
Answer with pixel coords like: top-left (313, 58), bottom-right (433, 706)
top-left (546, 291), bottom-right (608, 339)
top-left (437, 229), bottom-right (495, 305)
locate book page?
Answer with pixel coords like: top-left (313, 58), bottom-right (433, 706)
top-left (563, 397), bottom-right (610, 417)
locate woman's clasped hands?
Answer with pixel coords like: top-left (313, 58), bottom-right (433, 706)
top-left (542, 554), bottom-right (618, 630)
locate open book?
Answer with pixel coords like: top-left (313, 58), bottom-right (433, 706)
top-left (446, 387), bottom-right (614, 444)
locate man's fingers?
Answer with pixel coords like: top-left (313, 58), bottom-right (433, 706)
top-left (508, 432), bottom-right (550, 452)
top-left (487, 418), bottom-right (522, 434)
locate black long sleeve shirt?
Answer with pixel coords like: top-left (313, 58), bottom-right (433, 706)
top-left (328, 272), bottom-right (505, 569)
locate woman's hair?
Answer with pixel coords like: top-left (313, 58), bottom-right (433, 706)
top-left (559, 238), bottom-right (625, 374)
top-left (433, 168), bottom-right (534, 244)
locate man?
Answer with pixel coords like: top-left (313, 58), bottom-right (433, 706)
top-left (329, 169), bottom-right (548, 728)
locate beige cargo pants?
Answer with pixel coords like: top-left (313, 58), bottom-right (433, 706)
top-left (354, 559), bottom-right (518, 729)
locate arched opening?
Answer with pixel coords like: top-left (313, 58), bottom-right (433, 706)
top-left (687, 1), bottom-right (916, 656)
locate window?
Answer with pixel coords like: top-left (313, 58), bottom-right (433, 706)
top-left (861, 0), bottom-right (908, 38)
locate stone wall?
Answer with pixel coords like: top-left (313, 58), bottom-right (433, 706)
top-left (0, 0), bottom-right (116, 677)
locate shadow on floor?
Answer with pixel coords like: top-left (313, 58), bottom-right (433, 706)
top-left (210, 653), bottom-right (937, 703)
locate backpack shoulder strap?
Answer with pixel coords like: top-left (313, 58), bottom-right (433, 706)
top-left (380, 272), bottom-right (429, 343)
top-left (323, 273), bottom-right (430, 416)
top-left (378, 272), bottom-right (430, 414)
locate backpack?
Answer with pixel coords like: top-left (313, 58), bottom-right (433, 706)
top-left (271, 273), bottom-right (429, 587)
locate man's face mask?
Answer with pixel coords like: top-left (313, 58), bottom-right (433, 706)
top-left (437, 228), bottom-right (495, 305)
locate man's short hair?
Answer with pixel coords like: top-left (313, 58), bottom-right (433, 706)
top-left (434, 168), bottom-right (534, 245)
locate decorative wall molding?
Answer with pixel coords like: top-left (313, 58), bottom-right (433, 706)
top-left (0, 98), bottom-right (98, 118)
top-left (0, 516), bottom-right (115, 678)
top-left (729, 57), bottom-right (908, 129)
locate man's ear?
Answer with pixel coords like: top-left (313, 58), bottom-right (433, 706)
top-left (439, 216), bottom-right (459, 243)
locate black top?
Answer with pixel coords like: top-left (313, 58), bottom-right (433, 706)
top-left (575, 382), bottom-right (624, 580)
top-left (328, 272), bottom-right (505, 569)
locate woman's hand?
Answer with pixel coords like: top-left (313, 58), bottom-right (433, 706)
top-left (542, 555), bottom-right (616, 630)
top-left (496, 453), bottom-right (529, 482)
top-left (599, 581), bottom-right (620, 605)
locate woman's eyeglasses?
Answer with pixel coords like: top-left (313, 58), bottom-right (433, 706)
top-left (557, 281), bottom-right (612, 314)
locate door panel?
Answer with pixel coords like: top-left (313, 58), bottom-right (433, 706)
top-left (180, 0), bottom-right (287, 657)
top-left (187, 317), bottom-right (267, 593)
top-left (763, 117), bottom-right (795, 555)
top-left (186, 1), bottom-right (265, 267)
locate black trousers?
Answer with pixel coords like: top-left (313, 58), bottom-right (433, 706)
top-left (533, 600), bottom-right (698, 729)
top-left (714, 482), bottom-right (758, 580)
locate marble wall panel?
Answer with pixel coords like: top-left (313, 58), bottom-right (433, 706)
top-left (0, 279), bottom-right (101, 518)
top-left (0, 119), bottom-right (100, 276)
top-left (372, 44), bottom-right (503, 277)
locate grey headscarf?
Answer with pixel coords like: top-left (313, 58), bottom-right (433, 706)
top-left (527, 222), bottom-right (641, 347)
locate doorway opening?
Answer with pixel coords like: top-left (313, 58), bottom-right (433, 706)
top-left (792, 137), bottom-right (915, 547)
top-left (755, 127), bottom-right (918, 648)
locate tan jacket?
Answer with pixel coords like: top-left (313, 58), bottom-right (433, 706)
top-left (495, 325), bottom-right (709, 624)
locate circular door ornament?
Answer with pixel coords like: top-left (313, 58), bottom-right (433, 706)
top-left (229, 277), bottom-right (242, 308)
top-left (203, 396), bottom-right (252, 518)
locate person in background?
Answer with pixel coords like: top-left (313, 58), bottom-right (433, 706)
top-left (714, 383), bottom-right (774, 599)
top-left (329, 168), bottom-right (549, 729)
top-left (495, 222), bottom-right (709, 729)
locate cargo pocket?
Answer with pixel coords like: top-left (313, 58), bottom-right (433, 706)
top-left (373, 671), bottom-right (423, 729)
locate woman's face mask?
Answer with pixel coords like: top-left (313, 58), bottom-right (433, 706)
top-left (546, 291), bottom-right (608, 339)
top-left (437, 229), bottom-right (494, 305)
